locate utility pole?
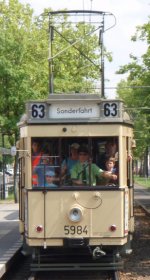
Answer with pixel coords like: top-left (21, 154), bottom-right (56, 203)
top-left (2, 133), bottom-right (5, 199)
top-left (100, 14), bottom-right (105, 98)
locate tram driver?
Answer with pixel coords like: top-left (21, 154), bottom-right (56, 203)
top-left (71, 146), bottom-right (117, 186)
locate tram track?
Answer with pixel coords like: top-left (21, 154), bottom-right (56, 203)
top-left (2, 252), bottom-right (122, 280)
top-left (137, 202), bottom-right (150, 217)
top-left (27, 270), bottom-right (121, 280)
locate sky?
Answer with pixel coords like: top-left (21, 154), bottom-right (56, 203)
top-left (20, 0), bottom-right (149, 98)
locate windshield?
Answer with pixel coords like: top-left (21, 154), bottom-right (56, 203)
top-left (31, 136), bottom-right (119, 189)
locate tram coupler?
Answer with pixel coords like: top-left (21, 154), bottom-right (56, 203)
top-left (92, 246), bottom-right (106, 259)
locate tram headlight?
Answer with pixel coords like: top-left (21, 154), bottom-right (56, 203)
top-left (68, 206), bottom-right (83, 222)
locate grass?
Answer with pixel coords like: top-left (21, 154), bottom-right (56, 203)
top-left (134, 175), bottom-right (150, 189)
top-left (0, 192), bottom-right (15, 203)
top-left (7, 192), bottom-right (15, 200)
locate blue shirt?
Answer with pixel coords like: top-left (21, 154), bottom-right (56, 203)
top-left (62, 158), bottom-right (78, 175)
top-left (45, 182), bottom-right (57, 188)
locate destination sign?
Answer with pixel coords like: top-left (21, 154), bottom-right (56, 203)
top-left (27, 98), bottom-right (124, 123)
top-left (49, 102), bottom-right (100, 119)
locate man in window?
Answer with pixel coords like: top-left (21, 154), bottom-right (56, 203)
top-left (71, 146), bottom-right (117, 186)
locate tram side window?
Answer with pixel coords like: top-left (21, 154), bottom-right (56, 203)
top-left (126, 137), bottom-right (133, 187)
top-left (31, 138), bottom-right (60, 188)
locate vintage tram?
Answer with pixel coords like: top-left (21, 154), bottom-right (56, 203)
top-left (17, 93), bottom-right (134, 270)
top-left (17, 10), bottom-right (134, 271)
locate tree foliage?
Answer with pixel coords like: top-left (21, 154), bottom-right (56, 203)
top-left (0, 1), bottom-right (109, 139)
top-left (117, 18), bottom-right (150, 162)
top-left (0, 0), bottom-right (48, 136)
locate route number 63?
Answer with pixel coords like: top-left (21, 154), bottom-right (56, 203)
top-left (31, 104), bottom-right (45, 119)
top-left (103, 102), bottom-right (118, 117)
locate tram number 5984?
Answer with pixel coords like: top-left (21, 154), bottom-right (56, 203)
top-left (64, 225), bottom-right (88, 235)
top-left (103, 102), bottom-right (118, 117)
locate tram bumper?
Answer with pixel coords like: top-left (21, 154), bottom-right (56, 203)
top-left (63, 238), bottom-right (89, 248)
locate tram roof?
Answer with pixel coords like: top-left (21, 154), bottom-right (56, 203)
top-left (46, 93), bottom-right (114, 101)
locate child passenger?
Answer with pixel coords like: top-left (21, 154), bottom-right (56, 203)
top-left (105, 157), bottom-right (117, 174)
top-left (105, 157), bottom-right (117, 185)
top-left (32, 151), bottom-right (55, 187)
top-left (98, 139), bottom-right (118, 170)
top-left (45, 170), bottom-right (57, 187)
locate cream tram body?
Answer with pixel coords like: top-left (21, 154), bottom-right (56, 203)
top-left (18, 94), bottom-right (134, 269)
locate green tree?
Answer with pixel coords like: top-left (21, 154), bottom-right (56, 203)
top-left (0, 1), bottom-right (113, 201)
top-left (0, 0), bottom-right (49, 134)
top-left (0, 0), bottom-right (49, 201)
top-left (0, 2), bottom-right (111, 134)
top-left (117, 19), bottom-right (150, 175)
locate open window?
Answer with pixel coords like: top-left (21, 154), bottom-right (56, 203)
top-left (31, 137), bottom-right (119, 188)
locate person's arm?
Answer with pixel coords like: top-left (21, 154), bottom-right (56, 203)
top-left (102, 171), bottom-right (117, 181)
top-left (95, 163), bottom-right (117, 181)
top-left (71, 164), bottom-right (83, 185)
top-left (61, 159), bottom-right (67, 176)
